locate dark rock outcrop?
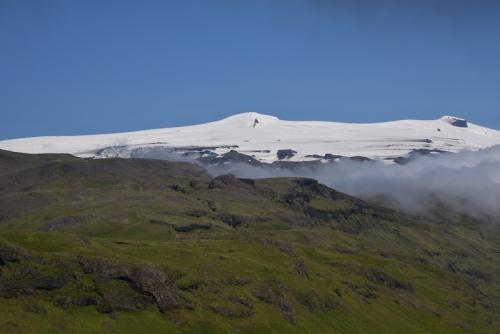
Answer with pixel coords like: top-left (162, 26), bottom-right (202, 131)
top-left (324, 153), bottom-right (343, 160)
top-left (296, 291), bottom-right (339, 312)
top-left (208, 174), bottom-right (255, 189)
top-left (0, 245), bottom-right (25, 264)
top-left (174, 222), bottom-right (212, 232)
top-left (254, 279), bottom-right (297, 324)
top-left (0, 260), bottom-right (73, 297)
top-left (441, 116), bottom-right (468, 128)
top-left (78, 257), bottom-right (184, 312)
top-left (201, 150), bottom-right (260, 166)
top-left (364, 268), bottom-right (413, 291)
top-left (293, 258), bottom-right (309, 278)
top-left (277, 149), bottom-right (297, 160)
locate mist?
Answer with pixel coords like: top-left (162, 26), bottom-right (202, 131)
top-left (136, 146), bottom-right (500, 218)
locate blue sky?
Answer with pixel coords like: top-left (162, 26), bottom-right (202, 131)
top-left (1, 0), bottom-right (499, 139)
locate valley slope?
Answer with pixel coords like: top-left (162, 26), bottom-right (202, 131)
top-left (0, 150), bottom-right (499, 333)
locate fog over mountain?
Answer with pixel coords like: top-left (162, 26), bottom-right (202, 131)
top-left (2, 112), bottom-right (500, 217)
top-left (139, 146), bottom-right (500, 218)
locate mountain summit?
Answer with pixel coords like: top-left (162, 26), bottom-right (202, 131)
top-left (1, 113), bottom-right (499, 163)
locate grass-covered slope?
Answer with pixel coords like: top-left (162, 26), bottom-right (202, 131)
top-left (0, 149), bottom-right (499, 333)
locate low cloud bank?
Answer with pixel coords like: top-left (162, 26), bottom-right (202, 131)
top-left (138, 146), bottom-right (500, 218)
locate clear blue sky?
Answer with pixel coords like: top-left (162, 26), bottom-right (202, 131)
top-left (1, 0), bottom-right (499, 140)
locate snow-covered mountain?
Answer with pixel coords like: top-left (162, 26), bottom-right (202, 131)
top-left (1, 112), bottom-right (500, 164)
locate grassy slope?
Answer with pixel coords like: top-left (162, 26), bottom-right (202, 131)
top-left (0, 150), bottom-right (499, 333)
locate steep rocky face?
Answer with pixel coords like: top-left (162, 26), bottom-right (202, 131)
top-left (79, 257), bottom-right (184, 312)
top-left (0, 249), bottom-right (187, 314)
top-left (277, 149), bottom-right (297, 160)
top-left (441, 116), bottom-right (468, 128)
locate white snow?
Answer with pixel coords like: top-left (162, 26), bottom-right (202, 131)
top-left (1, 112), bottom-right (500, 163)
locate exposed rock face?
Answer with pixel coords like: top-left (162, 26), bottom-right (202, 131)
top-left (293, 257), bottom-right (309, 278)
top-left (277, 149), bottom-right (297, 160)
top-left (149, 219), bottom-right (212, 232)
top-left (252, 118), bottom-right (259, 128)
top-left (451, 119), bottom-right (468, 128)
top-left (324, 153), bottom-right (343, 160)
top-left (217, 213), bottom-right (255, 229)
top-left (296, 290), bottom-right (339, 312)
top-left (201, 150), bottom-right (261, 166)
top-left (78, 257), bottom-right (184, 312)
top-left (134, 266), bottom-right (182, 312)
top-left (174, 223), bottom-right (212, 232)
top-left (275, 178), bottom-right (397, 233)
top-left (96, 286), bottom-right (153, 312)
top-left (0, 245), bottom-right (25, 264)
top-left (392, 148), bottom-right (448, 164)
top-left (208, 174), bottom-right (255, 189)
top-left (0, 256), bottom-right (74, 298)
top-left (254, 279), bottom-right (297, 324)
top-left (364, 268), bottom-right (413, 291)
top-left (348, 156), bottom-right (373, 162)
top-left (0, 245), bottom-right (188, 314)
top-left (441, 116), bottom-right (468, 128)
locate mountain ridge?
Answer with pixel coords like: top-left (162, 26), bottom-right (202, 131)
top-left (1, 113), bottom-right (500, 164)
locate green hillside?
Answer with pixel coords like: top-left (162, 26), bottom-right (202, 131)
top-left (0, 150), bottom-right (499, 333)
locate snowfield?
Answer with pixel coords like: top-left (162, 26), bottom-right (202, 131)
top-left (1, 112), bottom-right (500, 163)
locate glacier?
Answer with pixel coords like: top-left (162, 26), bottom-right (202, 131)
top-left (1, 112), bottom-right (500, 164)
